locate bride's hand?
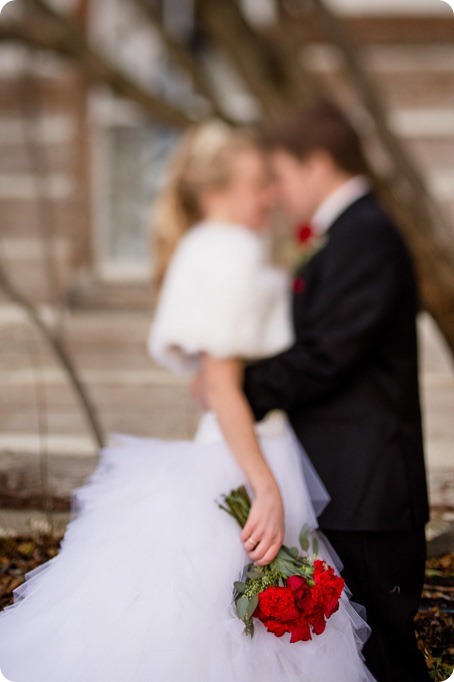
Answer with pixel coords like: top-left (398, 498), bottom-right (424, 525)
top-left (239, 482), bottom-right (285, 567)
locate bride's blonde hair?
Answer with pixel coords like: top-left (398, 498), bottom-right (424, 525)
top-left (151, 120), bottom-right (261, 289)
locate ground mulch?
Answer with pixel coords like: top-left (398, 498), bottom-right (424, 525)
top-left (415, 553), bottom-right (454, 681)
top-left (0, 535), bottom-right (453, 681)
top-left (0, 535), bottom-right (60, 611)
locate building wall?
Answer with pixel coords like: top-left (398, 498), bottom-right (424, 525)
top-left (0, 5), bottom-right (453, 308)
top-left (0, 47), bottom-right (90, 305)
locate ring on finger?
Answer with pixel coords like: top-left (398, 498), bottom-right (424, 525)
top-left (246, 536), bottom-right (259, 547)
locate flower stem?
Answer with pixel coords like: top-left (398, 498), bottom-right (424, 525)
top-left (217, 485), bottom-right (251, 528)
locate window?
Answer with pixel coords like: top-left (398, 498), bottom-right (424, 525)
top-left (88, 0), bottom-right (193, 282)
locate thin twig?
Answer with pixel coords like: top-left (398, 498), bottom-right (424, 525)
top-left (0, 261), bottom-right (105, 448)
top-left (25, 334), bottom-right (55, 536)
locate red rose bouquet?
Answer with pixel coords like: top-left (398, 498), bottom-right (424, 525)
top-left (218, 486), bottom-right (344, 642)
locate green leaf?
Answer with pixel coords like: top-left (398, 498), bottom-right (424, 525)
top-left (286, 546), bottom-right (299, 558)
top-left (236, 594), bottom-right (250, 620)
top-left (276, 557), bottom-right (298, 576)
top-left (234, 581), bottom-right (246, 593)
top-left (246, 593), bottom-right (259, 619)
top-left (299, 524), bottom-right (310, 552)
top-left (279, 547), bottom-right (300, 564)
top-left (312, 536), bottom-right (319, 557)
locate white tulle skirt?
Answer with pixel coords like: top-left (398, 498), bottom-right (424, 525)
top-left (0, 410), bottom-right (375, 682)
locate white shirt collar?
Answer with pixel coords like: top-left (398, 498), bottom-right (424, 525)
top-left (310, 175), bottom-right (371, 236)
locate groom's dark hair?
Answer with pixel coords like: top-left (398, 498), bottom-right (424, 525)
top-left (265, 100), bottom-right (369, 176)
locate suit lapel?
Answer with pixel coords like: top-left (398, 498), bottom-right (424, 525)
top-left (291, 191), bottom-right (376, 323)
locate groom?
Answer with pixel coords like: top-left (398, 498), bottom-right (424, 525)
top-left (241, 102), bottom-right (431, 682)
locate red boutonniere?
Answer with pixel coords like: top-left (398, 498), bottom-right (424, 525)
top-left (294, 223), bottom-right (328, 267)
top-left (296, 223), bottom-right (314, 244)
top-left (287, 224), bottom-right (327, 294)
top-left (283, 223), bottom-right (328, 294)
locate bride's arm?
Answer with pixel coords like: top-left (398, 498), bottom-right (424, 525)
top-left (199, 354), bottom-right (285, 567)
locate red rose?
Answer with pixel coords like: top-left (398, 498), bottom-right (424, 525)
top-left (286, 575), bottom-right (305, 592)
top-left (262, 617), bottom-right (293, 638)
top-left (309, 605), bottom-right (327, 635)
top-left (313, 559), bottom-right (327, 576)
top-left (252, 565), bottom-right (343, 643)
top-left (286, 575), bottom-right (315, 612)
top-left (312, 562), bottom-right (344, 618)
top-left (289, 614), bottom-right (312, 643)
top-left (296, 223), bottom-right (314, 244)
top-left (256, 585), bottom-right (299, 621)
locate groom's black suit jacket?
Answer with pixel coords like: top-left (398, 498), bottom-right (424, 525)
top-left (244, 191), bottom-right (430, 532)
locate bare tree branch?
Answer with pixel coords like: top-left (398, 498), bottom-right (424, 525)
top-left (0, 5), bottom-right (193, 129)
top-left (308, 0), bottom-right (452, 239)
top-left (0, 261), bottom-right (105, 448)
top-left (26, 335), bottom-right (55, 535)
top-left (15, 56), bottom-right (66, 333)
top-left (265, 2), bottom-right (324, 106)
top-left (131, 0), bottom-right (227, 120)
top-left (197, 0), bottom-right (290, 119)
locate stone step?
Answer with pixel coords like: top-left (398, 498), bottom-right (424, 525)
top-left (0, 452), bottom-right (97, 508)
top-left (0, 508), bottom-right (450, 559)
top-left (0, 509), bottom-right (70, 538)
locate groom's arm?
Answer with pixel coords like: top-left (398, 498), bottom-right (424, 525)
top-left (243, 216), bottom-right (409, 420)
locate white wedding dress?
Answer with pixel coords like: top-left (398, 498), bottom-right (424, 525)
top-left (0, 221), bottom-right (375, 682)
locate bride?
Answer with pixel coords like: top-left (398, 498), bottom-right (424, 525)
top-left (0, 121), bottom-right (375, 682)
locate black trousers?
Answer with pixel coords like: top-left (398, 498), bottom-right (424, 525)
top-left (322, 527), bottom-right (431, 682)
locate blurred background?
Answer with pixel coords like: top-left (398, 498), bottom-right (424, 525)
top-left (0, 0), bottom-right (452, 549)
